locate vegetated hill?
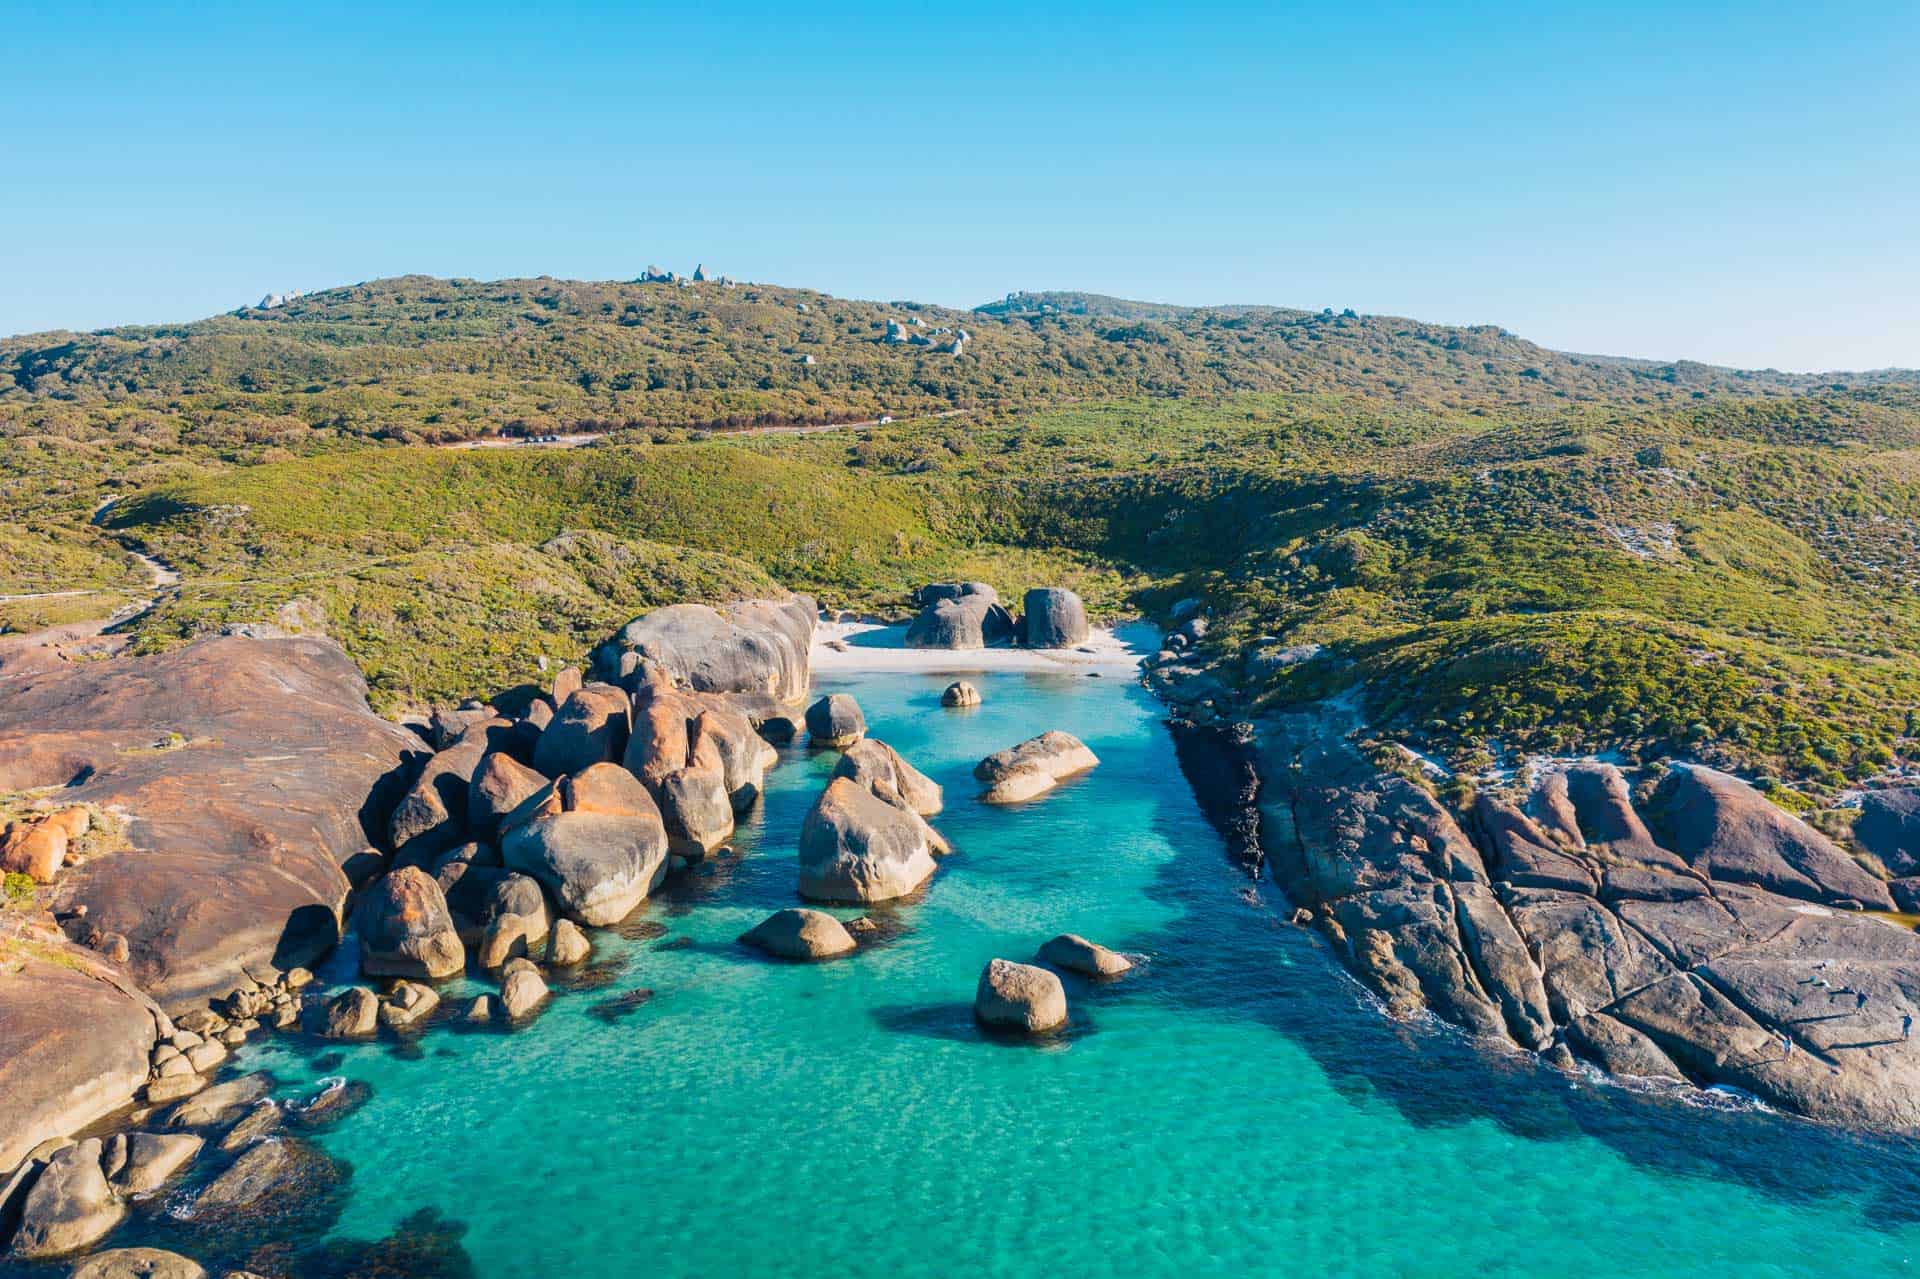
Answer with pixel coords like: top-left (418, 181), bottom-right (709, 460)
top-left (746, 391), bottom-right (1920, 799)
top-left (9, 274), bottom-right (1920, 805)
top-left (7, 276), bottom-right (1917, 456)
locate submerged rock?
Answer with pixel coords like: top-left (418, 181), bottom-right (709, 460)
top-left (1036, 933), bottom-right (1132, 978)
top-left (974, 959), bottom-right (1068, 1033)
top-left (798, 777), bottom-right (939, 903)
top-left (974, 731), bottom-right (1100, 803)
top-left (742, 908), bottom-right (858, 960)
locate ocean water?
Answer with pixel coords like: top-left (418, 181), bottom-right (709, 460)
top-left (46, 670), bottom-right (1920, 1276)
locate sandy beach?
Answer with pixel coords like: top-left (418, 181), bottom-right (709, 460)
top-left (810, 618), bottom-right (1157, 675)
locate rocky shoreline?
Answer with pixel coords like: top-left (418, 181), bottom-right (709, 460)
top-left (0, 583), bottom-right (1130, 1270)
top-left (14, 574), bottom-right (1920, 1268)
top-left (1149, 626), bottom-right (1920, 1129)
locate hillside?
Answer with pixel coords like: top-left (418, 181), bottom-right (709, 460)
top-left (5, 274), bottom-right (1920, 809)
top-left (8, 276), bottom-right (1916, 458)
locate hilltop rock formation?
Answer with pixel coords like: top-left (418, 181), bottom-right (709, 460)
top-left (1254, 704), bottom-right (1920, 1127)
top-left (1020, 587), bottom-right (1089, 648)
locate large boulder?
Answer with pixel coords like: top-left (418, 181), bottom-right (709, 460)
top-left (357, 866), bottom-right (465, 979)
top-left (1020, 587), bottom-right (1089, 648)
top-left (387, 719), bottom-right (504, 866)
top-left (974, 732), bottom-right (1100, 803)
top-left (7, 1138), bottom-right (124, 1259)
top-left (974, 959), bottom-right (1068, 1033)
top-left (317, 987), bottom-right (380, 1038)
top-left (1648, 765), bottom-right (1893, 909)
top-left (533, 684), bottom-right (630, 777)
top-left (741, 908), bottom-right (858, 961)
top-left (833, 739), bottom-right (942, 817)
top-left (165, 1074), bottom-right (271, 1129)
top-left (1854, 787), bottom-right (1920, 877)
top-left (594, 597), bottom-right (815, 703)
top-left (806, 694), bottom-right (866, 748)
top-left (798, 777), bottom-right (939, 903)
top-left (502, 769), bottom-right (669, 925)
top-left (499, 964), bottom-right (549, 1020)
top-left (467, 751), bottom-right (549, 844)
top-left (0, 636), bottom-right (419, 1010)
top-left (0, 936), bottom-right (159, 1171)
top-left (904, 593), bottom-right (1015, 650)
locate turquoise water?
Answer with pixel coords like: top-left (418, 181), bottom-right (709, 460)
top-left (68, 672), bottom-right (1920, 1275)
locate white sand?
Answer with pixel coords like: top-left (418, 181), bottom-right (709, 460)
top-left (810, 619), bottom-right (1156, 675)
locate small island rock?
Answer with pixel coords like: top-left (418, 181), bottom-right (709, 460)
top-left (975, 731), bottom-right (1100, 803)
top-left (941, 681), bottom-right (981, 708)
top-left (974, 959), bottom-right (1068, 1033)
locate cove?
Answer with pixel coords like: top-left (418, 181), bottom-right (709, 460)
top-left (58, 669), bottom-right (1920, 1277)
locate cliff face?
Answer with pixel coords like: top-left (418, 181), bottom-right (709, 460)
top-left (1250, 703), bottom-right (1920, 1129)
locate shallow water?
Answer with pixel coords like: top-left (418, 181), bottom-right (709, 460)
top-left (37, 671), bottom-right (1920, 1276)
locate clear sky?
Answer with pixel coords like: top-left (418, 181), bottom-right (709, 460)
top-left (4, 1), bottom-right (1915, 371)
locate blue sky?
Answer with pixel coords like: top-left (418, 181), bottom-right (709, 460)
top-left (3, 1), bottom-right (1915, 370)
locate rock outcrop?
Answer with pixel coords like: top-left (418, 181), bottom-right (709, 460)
top-left (532, 684), bottom-right (630, 777)
top-left (1020, 587), bottom-right (1089, 648)
top-left (904, 585), bottom-right (1015, 650)
top-left (798, 777), bottom-right (939, 903)
top-left (0, 636), bottom-right (418, 1010)
top-left (593, 596), bottom-right (815, 704)
top-left (70, 1248), bottom-right (208, 1279)
top-left (741, 908), bottom-right (858, 960)
top-left (833, 739), bottom-right (942, 817)
top-left (975, 731), bottom-right (1100, 803)
top-left (1255, 702), bottom-right (1920, 1127)
top-left (6, 1138), bottom-right (124, 1259)
top-left (1856, 787), bottom-right (1920, 876)
top-left (974, 958), bottom-right (1068, 1033)
top-left (0, 933), bottom-right (160, 1171)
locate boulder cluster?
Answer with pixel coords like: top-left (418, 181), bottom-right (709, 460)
top-left (973, 934), bottom-right (1135, 1034)
top-left (0, 804), bottom-right (92, 884)
top-left (903, 584), bottom-right (1091, 652)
